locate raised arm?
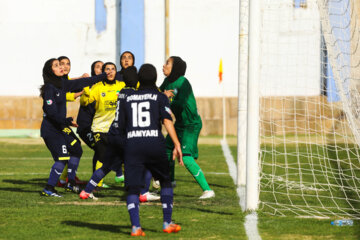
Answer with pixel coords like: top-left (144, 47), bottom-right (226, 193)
top-left (63, 73), bottom-right (106, 92)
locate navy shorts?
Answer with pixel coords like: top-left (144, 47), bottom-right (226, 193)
top-left (78, 127), bottom-right (95, 149)
top-left (43, 127), bottom-right (81, 161)
top-left (124, 139), bottom-right (171, 190)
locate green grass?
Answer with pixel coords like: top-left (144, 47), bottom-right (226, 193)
top-left (229, 144), bottom-right (360, 240)
top-left (0, 141), bottom-right (245, 240)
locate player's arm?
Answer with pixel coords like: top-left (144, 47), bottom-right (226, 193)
top-left (63, 72), bottom-right (106, 92)
top-left (163, 119), bottom-right (183, 166)
top-left (80, 85), bottom-right (97, 106)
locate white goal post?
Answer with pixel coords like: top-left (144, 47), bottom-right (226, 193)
top-left (239, 0), bottom-right (360, 218)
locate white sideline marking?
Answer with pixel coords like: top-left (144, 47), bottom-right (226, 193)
top-left (0, 157), bottom-right (93, 160)
top-left (0, 171), bottom-right (228, 176)
top-left (221, 139), bottom-right (262, 240)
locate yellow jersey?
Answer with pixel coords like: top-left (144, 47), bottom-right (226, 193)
top-left (81, 80), bottom-right (125, 133)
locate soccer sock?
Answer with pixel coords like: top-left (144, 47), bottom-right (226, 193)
top-left (183, 156), bottom-right (211, 191)
top-left (160, 187), bottom-right (173, 224)
top-left (127, 194), bottom-right (141, 227)
top-left (84, 167), bottom-right (110, 193)
top-left (140, 170), bottom-right (152, 195)
top-left (47, 161), bottom-right (67, 187)
top-left (59, 164), bottom-right (68, 182)
top-left (167, 153), bottom-right (175, 182)
top-left (67, 156), bottom-right (80, 182)
top-left (95, 161), bottom-right (104, 187)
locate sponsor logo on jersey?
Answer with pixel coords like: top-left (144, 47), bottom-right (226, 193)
top-left (46, 99), bottom-right (53, 105)
top-left (127, 130), bottom-right (159, 139)
top-left (101, 92), bottom-right (106, 97)
top-left (56, 93), bottom-right (60, 96)
top-left (104, 100), bottom-right (117, 111)
top-left (165, 106), bottom-right (172, 115)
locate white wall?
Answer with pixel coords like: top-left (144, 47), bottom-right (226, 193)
top-left (0, 0), bottom-right (118, 96)
top-left (144, 0), bottom-right (240, 97)
top-left (260, 0), bottom-right (321, 96)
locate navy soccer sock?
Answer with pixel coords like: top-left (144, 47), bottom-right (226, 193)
top-left (84, 168), bottom-right (110, 193)
top-left (160, 187), bottom-right (173, 223)
top-left (47, 161), bottom-right (66, 187)
top-left (67, 156), bottom-right (80, 182)
top-left (127, 194), bottom-right (140, 227)
top-left (140, 170), bottom-right (152, 195)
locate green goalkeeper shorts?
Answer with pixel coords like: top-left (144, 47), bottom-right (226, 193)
top-left (165, 124), bottom-right (202, 159)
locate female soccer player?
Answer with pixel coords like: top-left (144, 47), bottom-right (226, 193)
top-left (40, 58), bottom-right (106, 197)
top-left (80, 62), bottom-right (125, 188)
top-left (115, 64), bottom-right (183, 236)
top-left (160, 56), bottom-right (215, 199)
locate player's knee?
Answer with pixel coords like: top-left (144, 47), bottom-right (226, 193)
top-left (127, 186), bottom-right (141, 195)
top-left (54, 160), bottom-right (67, 172)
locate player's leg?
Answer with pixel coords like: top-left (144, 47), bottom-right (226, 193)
top-left (41, 136), bottom-right (69, 197)
top-left (65, 136), bottom-right (83, 193)
top-left (93, 132), bottom-right (109, 188)
top-left (182, 126), bottom-right (215, 199)
top-left (124, 154), bottom-right (146, 236)
top-left (80, 145), bottom-right (118, 199)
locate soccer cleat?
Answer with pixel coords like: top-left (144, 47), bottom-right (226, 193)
top-left (152, 179), bottom-right (160, 189)
top-left (163, 222), bottom-right (181, 233)
top-left (139, 192), bottom-right (160, 202)
top-left (79, 190), bottom-right (98, 200)
top-left (65, 182), bottom-right (80, 193)
top-left (131, 226), bottom-right (145, 236)
top-left (199, 190), bottom-right (215, 199)
top-left (114, 175), bottom-right (125, 183)
top-left (41, 188), bottom-right (62, 197)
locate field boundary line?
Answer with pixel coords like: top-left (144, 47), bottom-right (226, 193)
top-left (221, 139), bottom-right (261, 240)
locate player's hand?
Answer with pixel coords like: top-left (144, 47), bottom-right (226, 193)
top-left (82, 73), bottom-right (90, 78)
top-left (172, 144), bottom-right (183, 166)
top-left (70, 121), bottom-right (78, 127)
top-left (74, 90), bottom-right (84, 99)
top-left (164, 90), bottom-right (174, 98)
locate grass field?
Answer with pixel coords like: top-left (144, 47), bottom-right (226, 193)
top-left (1, 137), bottom-right (360, 239)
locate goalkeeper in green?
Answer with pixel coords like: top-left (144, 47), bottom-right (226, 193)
top-left (160, 56), bottom-right (215, 199)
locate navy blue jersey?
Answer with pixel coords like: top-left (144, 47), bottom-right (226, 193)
top-left (41, 74), bottom-right (105, 137)
top-left (76, 102), bottom-right (96, 134)
top-left (114, 88), bottom-right (172, 145)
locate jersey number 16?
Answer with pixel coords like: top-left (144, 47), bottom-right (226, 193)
top-left (131, 102), bottom-right (150, 127)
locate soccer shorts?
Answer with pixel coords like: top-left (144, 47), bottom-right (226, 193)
top-left (166, 124), bottom-right (202, 159)
top-left (78, 127), bottom-right (95, 149)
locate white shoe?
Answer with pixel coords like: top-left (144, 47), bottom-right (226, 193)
top-left (171, 181), bottom-right (176, 188)
top-left (152, 179), bottom-right (160, 189)
top-left (139, 192), bottom-right (160, 202)
top-left (199, 190), bottom-right (215, 199)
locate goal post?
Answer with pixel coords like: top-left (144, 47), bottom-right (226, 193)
top-left (240, 0), bottom-right (360, 217)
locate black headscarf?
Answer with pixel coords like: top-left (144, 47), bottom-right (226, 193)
top-left (138, 64), bottom-right (157, 90)
top-left (102, 62), bottom-right (117, 85)
top-left (167, 56), bottom-right (187, 83)
top-left (91, 60), bottom-right (103, 76)
top-left (122, 66), bottom-right (138, 88)
top-left (40, 58), bottom-right (63, 97)
top-left (43, 58), bottom-right (63, 89)
top-left (58, 56), bottom-right (70, 79)
top-left (120, 51), bottom-right (135, 71)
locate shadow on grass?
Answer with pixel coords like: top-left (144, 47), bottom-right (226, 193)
top-left (182, 205), bottom-right (234, 215)
top-left (3, 178), bottom-right (46, 187)
top-left (0, 187), bottom-right (41, 194)
top-left (62, 220), bottom-right (158, 235)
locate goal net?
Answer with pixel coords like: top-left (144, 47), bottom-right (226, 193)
top-left (256, 0), bottom-right (360, 218)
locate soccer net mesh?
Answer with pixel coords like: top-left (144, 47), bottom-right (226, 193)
top-left (257, 0), bottom-right (360, 218)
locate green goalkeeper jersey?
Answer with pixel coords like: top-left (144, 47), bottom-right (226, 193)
top-left (160, 76), bottom-right (202, 128)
